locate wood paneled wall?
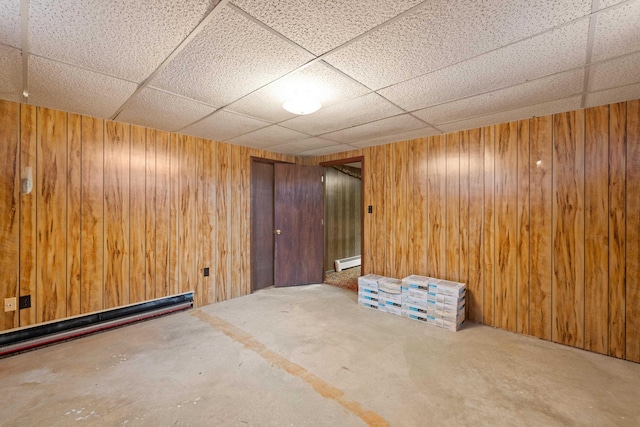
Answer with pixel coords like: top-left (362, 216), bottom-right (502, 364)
top-left (307, 99), bottom-right (640, 363)
top-left (2, 98), bottom-right (639, 364)
top-left (0, 100), bottom-right (293, 332)
top-left (324, 166), bottom-right (362, 271)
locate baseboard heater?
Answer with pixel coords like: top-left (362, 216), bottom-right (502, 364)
top-left (0, 292), bottom-right (193, 358)
top-left (334, 255), bottom-right (361, 272)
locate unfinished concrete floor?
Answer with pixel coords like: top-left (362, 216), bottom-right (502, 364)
top-left (2, 284), bottom-right (640, 426)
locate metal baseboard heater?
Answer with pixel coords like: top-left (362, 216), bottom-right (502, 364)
top-left (334, 255), bottom-right (361, 272)
top-left (0, 292), bottom-right (193, 358)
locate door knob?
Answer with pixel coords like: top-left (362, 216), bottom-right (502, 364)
top-left (275, 229), bottom-right (282, 235)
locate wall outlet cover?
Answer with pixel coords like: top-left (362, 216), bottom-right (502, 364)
top-left (19, 295), bottom-right (31, 309)
top-left (4, 297), bottom-right (17, 312)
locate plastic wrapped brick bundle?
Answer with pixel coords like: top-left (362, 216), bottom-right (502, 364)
top-left (378, 277), bottom-right (402, 294)
top-left (358, 274), bottom-right (382, 309)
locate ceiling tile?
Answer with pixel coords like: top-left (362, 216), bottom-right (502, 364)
top-left (586, 82), bottom-right (640, 107)
top-left (326, 0), bottom-right (591, 90)
top-left (264, 137), bottom-right (337, 155)
top-left (0, 45), bottom-right (22, 103)
top-left (280, 93), bottom-right (403, 135)
top-left (151, 7), bottom-right (313, 107)
top-left (599, 0), bottom-right (627, 8)
top-left (28, 56), bottom-right (137, 118)
top-left (0, 0), bottom-right (20, 48)
top-left (589, 51), bottom-right (640, 91)
top-left (29, 0), bottom-right (219, 82)
top-left (226, 125), bottom-right (309, 149)
top-left (321, 114), bottom-right (427, 144)
top-left (231, 0), bottom-right (423, 56)
top-left (116, 88), bottom-right (216, 132)
top-left (592, 0), bottom-right (640, 62)
top-left (378, 19), bottom-right (589, 111)
top-left (350, 127), bottom-right (440, 148)
top-left (437, 95), bottom-right (583, 134)
top-left (413, 69), bottom-right (584, 125)
top-left (296, 143), bottom-right (355, 157)
top-left (226, 61), bottom-right (370, 123)
top-left (180, 109), bottom-right (270, 141)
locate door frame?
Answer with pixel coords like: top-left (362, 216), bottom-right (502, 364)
top-left (319, 156), bottom-right (366, 276)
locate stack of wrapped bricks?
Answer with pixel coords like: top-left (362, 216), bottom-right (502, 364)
top-left (357, 274), bottom-right (383, 309)
top-left (377, 277), bottom-right (402, 315)
top-left (357, 274), bottom-right (466, 332)
top-left (401, 275), bottom-right (466, 331)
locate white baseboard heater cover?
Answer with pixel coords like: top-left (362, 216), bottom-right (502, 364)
top-left (335, 255), bottom-right (361, 272)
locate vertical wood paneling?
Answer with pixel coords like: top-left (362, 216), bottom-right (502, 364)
top-left (104, 121), bottom-right (130, 309)
top-left (626, 99), bottom-right (640, 362)
top-left (427, 135), bottom-right (446, 278)
top-left (0, 100), bottom-right (19, 330)
top-left (202, 141), bottom-right (216, 304)
top-left (363, 147), bottom-right (374, 275)
top-left (609, 103), bottom-right (626, 358)
top-left (231, 145), bottom-right (243, 298)
top-left (19, 104), bottom-right (37, 326)
top-left (155, 130), bottom-right (170, 298)
top-left (129, 125), bottom-right (146, 304)
top-left (145, 129), bottom-right (156, 301)
top-left (460, 131), bottom-right (470, 296)
top-left (552, 110), bottom-right (585, 348)
top-left (80, 116), bottom-right (104, 313)
top-left (36, 107), bottom-right (67, 322)
top-left (179, 135), bottom-right (197, 295)
top-left (196, 139), bottom-right (205, 306)
top-left (216, 142), bottom-right (231, 302)
top-left (516, 120), bottom-right (531, 335)
top-left (467, 128), bottom-right (484, 323)
top-left (407, 138), bottom-right (428, 275)
top-left (67, 113), bottom-right (82, 316)
top-left (383, 144), bottom-right (393, 277)
top-left (169, 134), bottom-right (179, 296)
top-left (584, 106), bottom-right (609, 354)
top-left (240, 146), bottom-right (250, 296)
top-left (529, 116), bottom-right (553, 340)
top-left (392, 141), bottom-right (408, 278)
top-left (483, 126), bottom-right (496, 326)
top-left (446, 132), bottom-right (460, 282)
top-left (371, 146), bottom-right (386, 276)
top-left (495, 122), bottom-right (518, 332)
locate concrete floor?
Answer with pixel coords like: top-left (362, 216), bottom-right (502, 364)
top-left (2, 284), bottom-right (640, 426)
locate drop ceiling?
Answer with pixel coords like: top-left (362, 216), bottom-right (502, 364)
top-left (1, 0), bottom-right (639, 157)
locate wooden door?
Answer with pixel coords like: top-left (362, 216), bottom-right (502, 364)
top-left (251, 161), bottom-right (275, 291)
top-left (274, 163), bottom-right (324, 287)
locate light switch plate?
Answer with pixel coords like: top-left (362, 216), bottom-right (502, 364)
top-left (4, 297), bottom-right (17, 312)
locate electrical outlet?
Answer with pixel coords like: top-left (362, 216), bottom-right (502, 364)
top-left (19, 295), bottom-right (31, 309)
top-left (4, 297), bottom-right (16, 312)
top-left (203, 267), bottom-right (210, 277)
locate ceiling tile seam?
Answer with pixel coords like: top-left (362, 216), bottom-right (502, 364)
top-left (432, 92), bottom-right (584, 127)
top-left (315, 0), bottom-right (432, 60)
top-left (108, 0), bottom-right (232, 121)
top-left (399, 66), bottom-right (590, 118)
top-left (20, 0), bottom-right (29, 102)
top-left (27, 53), bottom-right (141, 85)
top-left (370, 1), bottom-right (632, 95)
top-left (146, 85), bottom-right (221, 109)
top-left (224, 126), bottom-right (313, 144)
top-left (407, 113), bottom-right (444, 133)
top-left (581, 0), bottom-right (600, 108)
top-left (397, 45), bottom-right (640, 118)
top-left (187, 0), bottom-right (436, 123)
top-left (308, 111), bottom-right (430, 138)
top-left (253, 136), bottom-right (334, 151)
top-left (585, 80), bottom-right (640, 96)
top-left (227, 3), bottom-right (316, 58)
